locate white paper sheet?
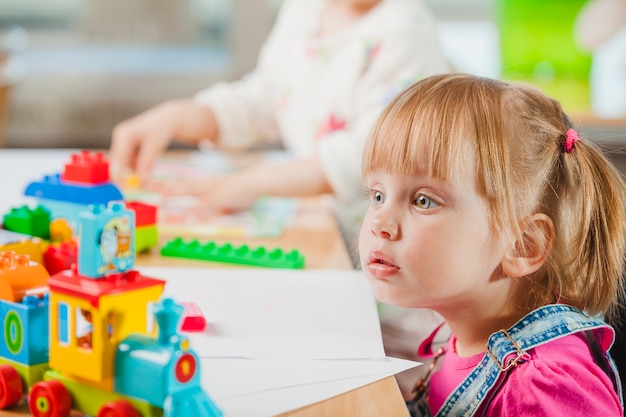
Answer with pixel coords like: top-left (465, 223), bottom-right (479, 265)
top-left (142, 267), bottom-right (386, 360)
top-left (201, 357), bottom-right (418, 400)
top-left (142, 267), bottom-right (421, 416)
top-left (207, 358), bottom-right (418, 417)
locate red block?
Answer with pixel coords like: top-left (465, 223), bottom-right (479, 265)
top-left (180, 302), bottom-right (207, 332)
top-left (62, 150), bottom-right (110, 184)
top-left (43, 241), bottom-right (78, 275)
top-left (126, 201), bottom-right (157, 227)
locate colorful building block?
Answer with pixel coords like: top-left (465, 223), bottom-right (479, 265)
top-left (135, 225), bottom-right (158, 254)
top-left (24, 174), bottom-right (123, 206)
top-left (0, 252), bottom-right (50, 302)
top-left (160, 237), bottom-right (306, 269)
top-left (62, 151), bottom-right (110, 184)
top-left (3, 205), bottom-right (51, 239)
top-left (180, 302), bottom-right (207, 332)
top-left (50, 217), bottom-right (74, 242)
top-left (0, 295), bottom-right (49, 365)
top-left (125, 201), bottom-right (157, 227)
top-left (78, 202), bottom-right (135, 278)
top-left (44, 241), bottom-right (77, 275)
top-left (0, 230), bottom-right (43, 264)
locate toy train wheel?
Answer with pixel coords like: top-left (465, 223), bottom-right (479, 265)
top-left (29, 380), bottom-right (71, 417)
top-left (0, 364), bottom-right (22, 408)
top-left (97, 400), bottom-right (139, 417)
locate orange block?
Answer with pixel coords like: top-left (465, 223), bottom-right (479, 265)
top-left (0, 251), bottom-right (49, 302)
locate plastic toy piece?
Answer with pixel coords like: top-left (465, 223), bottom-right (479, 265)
top-left (43, 241), bottom-right (77, 275)
top-left (33, 199), bottom-right (87, 239)
top-left (29, 380), bottom-right (71, 417)
top-left (0, 252), bottom-right (49, 302)
top-left (0, 365), bottom-right (23, 408)
top-left (121, 171), bottom-right (141, 189)
top-left (0, 295), bottom-right (49, 366)
top-left (135, 225), bottom-right (158, 254)
top-left (35, 369), bottom-right (158, 417)
top-left (2, 205), bottom-right (51, 239)
top-left (0, 360), bottom-right (47, 395)
top-left (180, 302), bottom-right (207, 332)
top-left (0, 229), bottom-right (43, 264)
top-left (125, 202), bottom-right (158, 253)
top-left (78, 202), bottom-right (135, 278)
top-left (24, 173), bottom-right (123, 206)
top-left (125, 201), bottom-right (157, 227)
top-left (47, 266), bottom-right (166, 384)
top-left (50, 218), bottom-right (73, 242)
top-left (114, 298), bottom-right (223, 417)
top-left (161, 237), bottom-right (306, 269)
top-left (61, 150), bottom-right (110, 184)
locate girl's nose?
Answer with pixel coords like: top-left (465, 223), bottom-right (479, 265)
top-left (371, 208), bottom-right (399, 240)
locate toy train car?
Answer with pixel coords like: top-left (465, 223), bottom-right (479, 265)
top-left (0, 255), bottom-right (221, 417)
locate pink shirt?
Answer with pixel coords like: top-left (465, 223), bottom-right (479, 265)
top-left (429, 332), bottom-right (622, 416)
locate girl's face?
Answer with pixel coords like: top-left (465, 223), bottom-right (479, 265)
top-left (359, 163), bottom-right (507, 316)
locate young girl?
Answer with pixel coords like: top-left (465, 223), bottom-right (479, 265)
top-left (109, 0), bottom-right (449, 245)
top-left (359, 73), bottom-right (625, 415)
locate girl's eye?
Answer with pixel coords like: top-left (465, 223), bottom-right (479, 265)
top-left (370, 190), bottom-right (385, 205)
top-left (414, 194), bottom-right (438, 209)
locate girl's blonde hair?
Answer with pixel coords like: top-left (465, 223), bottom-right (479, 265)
top-left (363, 73), bottom-right (626, 318)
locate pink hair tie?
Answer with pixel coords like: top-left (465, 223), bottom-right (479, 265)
top-left (563, 128), bottom-right (579, 153)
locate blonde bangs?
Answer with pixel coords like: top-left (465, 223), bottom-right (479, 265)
top-left (363, 82), bottom-right (472, 183)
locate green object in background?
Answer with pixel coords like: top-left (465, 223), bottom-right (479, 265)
top-left (497, 0), bottom-right (592, 112)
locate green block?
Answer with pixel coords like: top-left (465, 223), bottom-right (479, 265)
top-left (160, 237), bottom-right (305, 269)
top-left (3, 205), bottom-right (51, 239)
top-left (135, 225), bottom-right (158, 253)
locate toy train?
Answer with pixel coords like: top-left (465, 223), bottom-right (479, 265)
top-left (0, 251), bottom-right (222, 417)
top-left (0, 150), bottom-right (222, 416)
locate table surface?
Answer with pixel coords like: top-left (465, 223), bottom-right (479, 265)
top-left (140, 195), bottom-right (355, 271)
top-left (0, 149), bottom-right (410, 417)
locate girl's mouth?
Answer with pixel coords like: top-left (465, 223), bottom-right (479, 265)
top-left (368, 250), bottom-right (396, 267)
top-left (367, 251), bottom-right (400, 278)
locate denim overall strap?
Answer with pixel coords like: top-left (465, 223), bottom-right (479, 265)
top-left (436, 304), bottom-right (619, 417)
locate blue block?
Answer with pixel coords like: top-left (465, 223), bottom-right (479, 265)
top-left (78, 202), bottom-right (136, 278)
top-left (24, 173), bottom-right (123, 205)
top-left (0, 295), bottom-right (49, 365)
top-left (36, 199), bottom-right (90, 237)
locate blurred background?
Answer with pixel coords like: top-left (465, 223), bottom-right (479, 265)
top-left (0, 0), bottom-right (624, 149)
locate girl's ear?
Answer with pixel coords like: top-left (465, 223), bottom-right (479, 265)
top-left (502, 213), bottom-right (555, 278)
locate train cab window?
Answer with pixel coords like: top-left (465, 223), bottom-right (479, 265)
top-left (57, 302), bottom-right (70, 346)
top-left (147, 301), bottom-right (155, 334)
top-left (107, 311), bottom-right (115, 342)
top-left (76, 307), bottom-right (93, 350)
